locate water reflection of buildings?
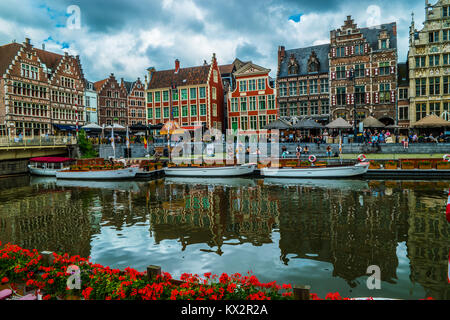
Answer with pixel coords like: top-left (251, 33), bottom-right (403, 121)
top-left (403, 181), bottom-right (450, 300)
top-left (275, 181), bottom-right (409, 287)
top-left (148, 181), bottom-right (280, 255)
top-left (0, 184), bottom-right (94, 257)
top-left (1, 176), bottom-right (450, 299)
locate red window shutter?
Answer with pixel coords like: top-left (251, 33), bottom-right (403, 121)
top-left (331, 72), bottom-right (336, 80)
top-left (345, 46), bottom-right (349, 56)
top-left (332, 48), bottom-right (336, 58)
top-left (390, 66), bottom-right (396, 74)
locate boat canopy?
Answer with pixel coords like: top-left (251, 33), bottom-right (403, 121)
top-left (29, 157), bottom-right (74, 163)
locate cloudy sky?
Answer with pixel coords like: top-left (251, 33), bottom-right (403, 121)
top-left (0, 0), bottom-right (428, 81)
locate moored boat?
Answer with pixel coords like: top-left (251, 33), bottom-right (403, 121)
top-left (56, 167), bottom-right (139, 180)
top-left (28, 157), bottom-right (74, 176)
top-left (260, 162), bottom-right (369, 178)
top-left (164, 164), bottom-right (256, 177)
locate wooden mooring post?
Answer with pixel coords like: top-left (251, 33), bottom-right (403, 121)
top-left (293, 285), bottom-right (311, 300)
top-left (40, 251), bottom-right (55, 266)
top-left (147, 265), bottom-right (161, 281)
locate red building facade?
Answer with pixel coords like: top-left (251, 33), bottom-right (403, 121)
top-left (227, 61), bottom-right (277, 133)
top-left (146, 54), bottom-right (224, 131)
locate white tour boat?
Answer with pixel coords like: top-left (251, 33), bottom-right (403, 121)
top-left (56, 166), bottom-right (140, 180)
top-left (164, 164), bottom-right (256, 177)
top-left (28, 157), bottom-right (74, 176)
top-left (260, 162), bottom-right (370, 178)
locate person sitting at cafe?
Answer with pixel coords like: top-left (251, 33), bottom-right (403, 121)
top-left (326, 145), bottom-right (332, 158)
top-left (428, 133), bottom-right (437, 143)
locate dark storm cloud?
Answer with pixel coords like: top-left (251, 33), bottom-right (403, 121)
top-left (236, 42), bottom-right (265, 62)
top-left (0, 0), bottom-right (418, 80)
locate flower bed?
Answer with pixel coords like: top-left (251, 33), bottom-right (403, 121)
top-left (0, 243), bottom-right (294, 300)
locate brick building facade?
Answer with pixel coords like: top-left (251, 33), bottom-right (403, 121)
top-left (0, 38), bottom-right (85, 137)
top-left (95, 73), bottom-right (128, 127)
top-left (329, 16), bottom-right (398, 127)
top-left (123, 78), bottom-right (146, 126)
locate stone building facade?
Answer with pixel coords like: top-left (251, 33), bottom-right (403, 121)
top-left (0, 38), bottom-right (85, 137)
top-left (277, 44), bottom-right (330, 124)
top-left (409, 0), bottom-right (450, 125)
top-left (329, 16), bottom-right (398, 127)
top-left (84, 80), bottom-right (98, 124)
top-left (95, 74), bottom-right (128, 127)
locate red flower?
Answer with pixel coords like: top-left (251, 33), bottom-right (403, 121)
top-left (219, 273), bottom-right (229, 284)
top-left (1, 277), bottom-right (8, 284)
top-left (43, 294), bottom-right (51, 300)
top-left (226, 283), bottom-right (237, 293)
top-left (82, 287), bottom-right (94, 300)
top-left (47, 279), bottom-right (54, 285)
top-left (325, 292), bottom-right (342, 300)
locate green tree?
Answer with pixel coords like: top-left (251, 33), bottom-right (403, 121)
top-left (78, 129), bottom-right (98, 158)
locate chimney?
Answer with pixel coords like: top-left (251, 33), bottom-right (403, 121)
top-left (203, 60), bottom-right (208, 66)
top-left (278, 46), bottom-right (285, 66)
top-left (175, 59), bottom-right (180, 73)
top-left (42, 43), bottom-right (45, 50)
top-left (25, 38), bottom-right (30, 45)
top-left (147, 67), bottom-right (156, 84)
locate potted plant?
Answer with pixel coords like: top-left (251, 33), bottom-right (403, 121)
top-left (401, 160), bottom-right (415, 170)
top-left (369, 161), bottom-right (381, 169)
top-left (385, 160), bottom-right (398, 170)
top-left (437, 161), bottom-right (450, 170)
top-left (418, 160), bottom-right (432, 169)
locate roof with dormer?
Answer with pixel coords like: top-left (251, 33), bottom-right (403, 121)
top-left (278, 43), bottom-right (330, 78)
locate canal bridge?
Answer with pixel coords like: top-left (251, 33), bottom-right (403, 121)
top-left (0, 137), bottom-right (78, 176)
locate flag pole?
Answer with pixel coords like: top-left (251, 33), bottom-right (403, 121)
top-left (126, 126), bottom-right (130, 160)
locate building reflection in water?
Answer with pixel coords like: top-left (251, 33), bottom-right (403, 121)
top-left (0, 176), bottom-right (449, 299)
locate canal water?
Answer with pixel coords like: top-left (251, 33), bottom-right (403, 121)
top-left (0, 175), bottom-right (449, 300)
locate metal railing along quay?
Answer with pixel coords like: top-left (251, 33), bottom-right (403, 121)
top-left (0, 136), bottom-right (77, 148)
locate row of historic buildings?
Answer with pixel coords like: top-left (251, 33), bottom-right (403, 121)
top-left (1, 1), bottom-right (450, 137)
